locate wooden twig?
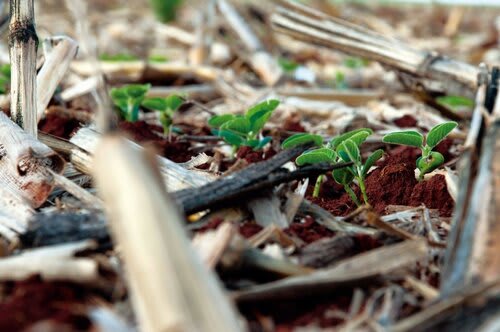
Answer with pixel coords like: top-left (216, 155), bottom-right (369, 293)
top-left (37, 36), bottom-right (78, 121)
top-left (9, 0), bottom-right (38, 136)
top-left (173, 148), bottom-right (352, 215)
top-left (441, 68), bottom-right (499, 296)
top-left (233, 239), bottom-right (428, 302)
top-left (93, 134), bottom-right (242, 332)
top-left (217, 0), bottom-right (282, 86)
top-left (0, 240), bottom-right (98, 282)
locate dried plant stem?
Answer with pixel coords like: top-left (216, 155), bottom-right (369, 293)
top-left (37, 36), bottom-right (78, 121)
top-left (94, 134), bottom-right (242, 332)
top-left (272, 0), bottom-right (479, 97)
top-left (9, 0), bottom-right (38, 136)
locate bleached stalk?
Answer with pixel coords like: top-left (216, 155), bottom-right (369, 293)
top-left (9, 0), bottom-right (38, 136)
top-left (36, 36), bottom-right (78, 121)
top-left (94, 134), bottom-right (242, 332)
top-left (217, 0), bottom-right (282, 86)
top-left (272, 0), bottom-right (479, 97)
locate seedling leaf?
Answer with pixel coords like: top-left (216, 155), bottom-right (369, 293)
top-left (330, 128), bottom-right (373, 149)
top-left (218, 130), bottom-right (245, 147)
top-left (125, 84), bottom-right (151, 98)
top-left (282, 133), bottom-right (323, 149)
top-left (208, 114), bottom-right (234, 128)
top-left (382, 131), bottom-right (423, 147)
top-left (221, 117), bottom-right (251, 135)
top-left (417, 151), bottom-right (445, 179)
top-left (436, 95), bottom-right (474, 109)
top-left (296, 148), bottom-right (336, 166)
top-left (362, 149), bottom-right (384, 177)
top-left (142, 97), bottom-right (168, 111)
top-left (164, 95), bottom-right (183, 111)
top-left (426, 121), bottom-right (457, 148)
top-left (332, 167), bottom-right (354, 186)
top-left (246, 99), bottom-right (279, 134)
top-left (337, 139), bottom-right (360, 163)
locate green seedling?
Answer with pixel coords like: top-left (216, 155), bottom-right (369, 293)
top-left (0, 64), bottom-right (11, 94)
top-left (278, 57), bottom-right (299, 73)
top-left (149, 0), bottom-right (183, 22)
top-left (208, 99), bottom-right (279, 154)
top-left (343, 57), bottom-right (369, 69)
top-left (110, 84), bottom-right (151, 122)
top-left (436, 95), bottom-right (474, 111)
top-left (99, 53), bottom-right (139, 62)
top-left (148, 54), bottom-right (169, 63)
top-left (382, 121), bottom-right (457, 181)
top-left (142, 95), bottom-right (183, 134)
top-left (282, 129), bottom-right (383, 205)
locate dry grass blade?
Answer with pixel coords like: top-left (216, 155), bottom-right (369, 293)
top-left (234, 239), bottom-right (427, 302)
top-left (93, 134), bottom-right (242, 332)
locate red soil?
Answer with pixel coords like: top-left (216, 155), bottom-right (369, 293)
top-left (119, 121), bottom-right (194, 162)
top-left (236, 146), bottom-right (277, 164)
top-left (39, 113), bottom-right (81, 139)
top-left (393, 114), bottom-right (417, 128)
top-left (0, 276), bottom-right (92, 331)
top-left (283, 114), bottom-right (306, 132)
top-left (308, 146), bottom-right (455, 217)
top-left (243, 290), bottom-right (354, 331)
top-left (284, 215), bottom-right (335, 244)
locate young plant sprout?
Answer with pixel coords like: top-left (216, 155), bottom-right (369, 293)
top-left (0, 64), bottom-right (11, 94)
top-left (382, 121), bottom-right (457, 181)
top-left (208, 99), bottom-right (279, 154)
top-left (110, 84), bottom-right (151, 122)
top-left (282, 128), bottom-right (383, 206)
top-left (142, 95), bottom-right (184, 134)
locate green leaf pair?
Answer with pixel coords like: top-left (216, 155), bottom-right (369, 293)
top-left (110, 84), bottom-right (151, 122)
top-left (283, 128), bottom-right (383, 206)
top-left (382, 121), bottom-right (457, 180)
top-left (110, 84), bottom-right (184, 134)
top-left (142, 95), bottom-right (184, 134)
top-left (208, 99), bottom-right (280, 153)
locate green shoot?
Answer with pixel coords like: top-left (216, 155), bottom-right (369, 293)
top-left (436, 95), bottom-right (474, 111)
top-left (208, 99), bottom-right (279, 154)
top-left (149, 0), bottom-right (183, 22)
top-left (142, 95), bottom-right (184, 135)
top-left (343, 57), bottom-right (369, 69)
top-left (382, 121), bottom-right (457, 181)
top-left (282, 129), bottom-right (383, 206)
top-left (99, 53), bottom-right (139, 62)
top-left (148, 54), bottom-right (169, 63)
top-left (110, 84), bottom-right (151, 122)
top-left (278, 57), bottom-right (299, 73)
top-left (0, 64), bottom-right (11, 94)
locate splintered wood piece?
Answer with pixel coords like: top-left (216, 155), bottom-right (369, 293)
top-left (9, 0), bottom-right (38, 136)
top-left (93, 134), bottom-right (242, 332)
top-left (217, 0), bottom-right (282, 85)
top-left (0, 112), bottom-right (65, 208)
top-left (441, 80), bottom-right (500, 296)
top-left (0, 240), bottom-right (98, 282)
top-left (233, 239), bottom-right (427, 302)
top-left (37, 36), bottom-right (78, 121)
top-left (272, 0), bottom-right (479, 97)
top-left (70, 126), bottom-right (211, 190)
